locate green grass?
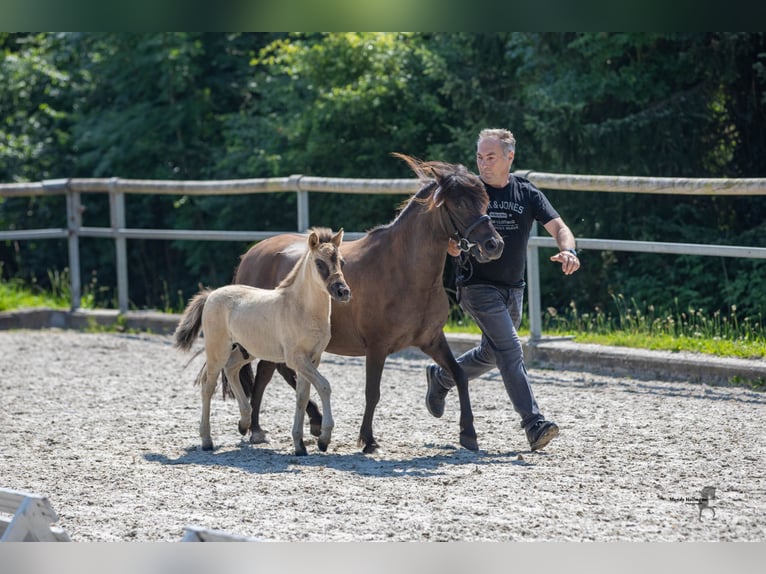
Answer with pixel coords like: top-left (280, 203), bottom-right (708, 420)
top-left (0, 268), bottom-right (96, 312)
top-left (0, 277), bottom-right (70, 311)
top-left (445, 318), bottom-right (765, 360)
top-left (542, 331), bottom-right (765, 360)
top-left (446, 293), bottom-right (766, 361)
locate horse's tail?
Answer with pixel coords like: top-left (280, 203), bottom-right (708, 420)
top-left (173, 289), bottom-right (211, 351)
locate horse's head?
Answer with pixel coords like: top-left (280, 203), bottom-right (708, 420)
top-left (395, 153), bottom-right (504, 263)
top-left (307, 227), bottom-right (352, 302)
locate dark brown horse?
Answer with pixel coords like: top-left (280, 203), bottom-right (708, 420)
top-left (234, 154), bottom-right (504, 453)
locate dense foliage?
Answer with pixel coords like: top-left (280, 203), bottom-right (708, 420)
top-left (2, 33), bottom-right (765, 323)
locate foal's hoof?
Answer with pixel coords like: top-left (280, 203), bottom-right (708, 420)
top-left (361, 440), bottom-right (380, 455)
top-left (294, 440), bottom-right (308, 457)
top-left (237, 421), bottom-right (250, 436)
top-left (201, 440), bottom-right (214, 451)
top-left (459, 432), bottom-right (479, 451)
top-left (317, 439), bottom-right (329, 452)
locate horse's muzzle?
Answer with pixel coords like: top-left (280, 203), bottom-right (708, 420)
top-left (473, 236), bottom-right (504, 263)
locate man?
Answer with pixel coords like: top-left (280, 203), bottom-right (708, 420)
top-left (426, 128), bottom-right (580, 451)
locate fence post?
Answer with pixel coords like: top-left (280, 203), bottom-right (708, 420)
top-left (109, 178), bottom-right (129, 313)
top-left (526, 221), bottom-right (542, 341)
top-left (65, 182), bottom-right (82, 311)
top-left (289, 175), bottom-right (309, 232)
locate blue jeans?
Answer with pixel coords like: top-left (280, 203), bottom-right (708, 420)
top-left (433, 283), bottom-right (543, 430)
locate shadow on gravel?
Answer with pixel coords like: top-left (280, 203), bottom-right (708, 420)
top-left (625, 381), bottom-right (766, 405)
top-left (529, 372), bottom-right (766, 405)
top-left (143, 443), bottom-right (531, 478)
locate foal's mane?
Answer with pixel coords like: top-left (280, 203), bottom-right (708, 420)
top-left (306, 227), bottom-right (335, 243)
top-left (277, 227), bottom-right (336, 290)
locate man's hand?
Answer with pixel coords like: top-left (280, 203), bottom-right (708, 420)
top-left (550, 250), bottom-right (580, 275)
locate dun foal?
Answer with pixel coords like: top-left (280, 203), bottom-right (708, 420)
top-left (174, 228), bottom-right (350, 455)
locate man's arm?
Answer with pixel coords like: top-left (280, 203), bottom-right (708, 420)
top-left (543, 217), bottom-right (580, 275)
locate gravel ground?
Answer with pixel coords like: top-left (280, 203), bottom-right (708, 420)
top-left (1, 329), bottom-right (764, 542)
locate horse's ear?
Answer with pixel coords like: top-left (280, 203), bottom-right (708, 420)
top-left (332, 228), bottom-right (344, 247)
top-left (308, 230), bottom-right (320, 250)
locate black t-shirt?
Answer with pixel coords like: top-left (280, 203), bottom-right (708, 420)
top-left (463, 175), bottom-right (560, 288)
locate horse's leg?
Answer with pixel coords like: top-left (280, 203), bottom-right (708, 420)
top-left (357, 350), bottom-right (387, 454)
top-left (224, 352), bottom-right (253, 438)
top-left (294, 360), bottom-right (334, 453)
top-left (421, 333), bottom-right (478, 451)
top-left (248, 360), bottom-right (275, 444)
top-left (277, 363), bottom-right (323, 438)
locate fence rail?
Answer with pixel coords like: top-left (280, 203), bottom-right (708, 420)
top-left (2, 172), bottom-right (766, 339)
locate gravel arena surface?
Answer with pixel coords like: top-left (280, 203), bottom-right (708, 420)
top-left (1, 329), bottom-right (765, 543)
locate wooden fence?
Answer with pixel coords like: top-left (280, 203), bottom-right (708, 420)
top-left (2, 172), bottom-right (766, 339)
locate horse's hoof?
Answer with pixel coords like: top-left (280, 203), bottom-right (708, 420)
top-left (362, 441), bottom-right (379, 455)
top-left (201, 440), bottom-right (214, 451)
top-left (460, 433), bottom-right (479, 451)
top-left (238, 422), bottom-right (249, 436)
top-left (317, 439), bottom-right (329, 452)
top-left (249, 429), bottom-right (269, 444)
top-left (310, 422), bottom-right (322, 437)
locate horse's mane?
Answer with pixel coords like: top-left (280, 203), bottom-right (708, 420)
top-left (390, 153), bottom-right (488, 219)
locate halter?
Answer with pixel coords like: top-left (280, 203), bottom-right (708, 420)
top-left (444, 208), bottom-right (491, 253)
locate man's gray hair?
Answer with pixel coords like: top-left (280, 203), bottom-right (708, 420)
top-left (478, 128), bottom-right (516, 154)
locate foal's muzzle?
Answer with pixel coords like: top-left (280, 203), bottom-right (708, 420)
top-left (330, 281), bottom-right (352, 302)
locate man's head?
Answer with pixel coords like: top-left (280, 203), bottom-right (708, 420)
top-left (476, 128), bottom-right (515, 188)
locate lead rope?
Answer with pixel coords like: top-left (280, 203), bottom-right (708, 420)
top-left (437, 190), bottom-right (490, 305)
top-left (453, 251), bottom-right (474, 304)
top-left (445, 211), bottom-right (489, 304)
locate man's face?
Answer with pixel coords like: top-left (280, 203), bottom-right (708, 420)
top-left (476, 137), bottom-right (514, 187)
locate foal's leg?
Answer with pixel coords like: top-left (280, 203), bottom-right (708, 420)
top-left (223, 351), bottom-right (253, 438)
top-left (294, 359), bottom-right (334, 453)
top-left (277, 363), bottom-right (323, 438)
top-left (248, 360), bottom-right (275, 444)
top-left (421, 333), bottom-right (478, 451)
top-left (198, 362), bottom-right (220, 451)
top-left (200, 338), bottom-right (235, 451)
top-left (248, 361), bottom-right (323, 443)
top-left (291, 372), bottom-right (311, 457)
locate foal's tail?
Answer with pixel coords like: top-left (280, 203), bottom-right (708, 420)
top-left (173, 289), bottom-right (211, 351)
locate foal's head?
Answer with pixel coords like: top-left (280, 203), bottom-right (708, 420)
top-left (307, 227), bottom-right (351, 302)
top-left (394, 153), bottom-right (504, 263)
